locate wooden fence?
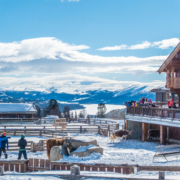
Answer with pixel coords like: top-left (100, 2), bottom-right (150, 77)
top-left (0, 124), bottom-right (99, 137)
top-left (127, 106), bottom-right (180, 120)
top-left (8, 141), bottom-right (33, 151)
top-left (0, 123), bottom-right (117, 137)
top-left (28, 158), bottom-right (136, 174)
top-left (1, 158), bottom-right (180, 177)
top-left (0, 160), bottom-right (28, 172)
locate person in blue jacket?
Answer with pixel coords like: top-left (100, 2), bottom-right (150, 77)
top-left (0, 131), bottom-right (8, 159)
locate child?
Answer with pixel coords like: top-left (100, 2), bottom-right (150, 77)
top-left (18, 135), bottom-right (27, 160)
top-left (0, 131), bottom-right (8, 159)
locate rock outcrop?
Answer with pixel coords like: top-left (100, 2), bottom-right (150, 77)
top-left (70, 145), bottom-right (103, 157)
top-left (63, 136), bottom-right (97, 149)
top-left (50, 145), bottom-right (69, 161)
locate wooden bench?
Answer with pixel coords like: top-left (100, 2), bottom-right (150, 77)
top-left (153, 144), bottom-right (180, 162)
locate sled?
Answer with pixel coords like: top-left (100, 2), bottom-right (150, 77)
top-left (153, 144), bottom-right (180, 162)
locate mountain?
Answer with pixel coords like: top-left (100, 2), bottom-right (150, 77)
top-left (0, 84), bottom-right (163, 110)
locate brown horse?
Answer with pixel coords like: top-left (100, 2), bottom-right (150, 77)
top-left (46, 138), bottom-right (65, 159)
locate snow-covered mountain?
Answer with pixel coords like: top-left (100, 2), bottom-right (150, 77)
top-left (0, 83), bottom-right (164, 110)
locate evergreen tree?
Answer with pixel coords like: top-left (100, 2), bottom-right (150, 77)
top-left (63, 106), bottom-right (70, 118)
top-left (47, 99), bottom-right (61, 117)
top-left (75, 111), bottom-right (77, 119)
top-left (97, 103), bottom-right (107, 118)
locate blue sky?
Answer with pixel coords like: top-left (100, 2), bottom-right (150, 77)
top-left (0, 0), bottom-right (180, 91)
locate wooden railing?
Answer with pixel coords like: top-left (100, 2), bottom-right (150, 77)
top-left (126, 106), bottom-right (180, 120)
top-left (1, 158), bottom-right (180, 178)
top-left (28, 158), bottom-right (136, 174)
top-left (0, 125), bottom-right (99, 138)
top-left (8, 141), bottom-right (33, 151)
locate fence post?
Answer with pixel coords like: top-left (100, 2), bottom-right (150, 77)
top-left (94, 119), bottom-right (95, 125)
top-left (116, 123), bottom-right (119, 130)
top-left (80, 126), bottom-right (82, 133)
top-left (98, 126), bottom-right (100, 134)
top-left (108, 125), bottom-right (110, 137)
top-left (158, 171), bottom-right (165, 179)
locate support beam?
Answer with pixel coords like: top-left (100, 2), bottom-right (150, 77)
top-left (166, 70), bottom-right (171, 88)
top-left (160, 125), bottom-right (167, 145)
top-left (142, 123), bottom-right (148, 142)
top-left (167, 127), bottom-right (169, 142)
top-left (171, 67), bottom-right (175, 87)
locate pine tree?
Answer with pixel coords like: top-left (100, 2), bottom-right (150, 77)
top-left (97, 103), bottom-right (107, 118)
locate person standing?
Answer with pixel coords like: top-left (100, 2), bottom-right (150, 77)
top-left (18, 135), bottom-right (27, 160)
top-left (0, 131), bottom-right (8, 159)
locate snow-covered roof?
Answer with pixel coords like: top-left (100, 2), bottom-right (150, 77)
top-left (0, 103), bottom-right (37, 114)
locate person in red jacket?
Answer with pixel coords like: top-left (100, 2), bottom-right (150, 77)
top-left (168, 99), bottom-right (174, 108)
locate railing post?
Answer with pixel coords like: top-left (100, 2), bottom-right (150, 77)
top-left (94, 119), bottom-right (95, 125)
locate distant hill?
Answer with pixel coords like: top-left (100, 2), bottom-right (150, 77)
top-left (0, 84), bottom-right (163, 110)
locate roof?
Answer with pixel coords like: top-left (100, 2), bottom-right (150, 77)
top-left (158, 42), bottom-right (180, 74)
top-left (0, 103), bottom-right (37, 114)
top-left (151, 88), bottom-right (170, 93)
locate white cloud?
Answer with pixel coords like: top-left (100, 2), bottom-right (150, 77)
top-left (98, 45), bottom-right (128, 51)
top-left (98, 38), bottom-right (180, 51)
top-left (0, 37), bottom-right (89, 63)
top-left (0, 37), bottom-right (169, 75)
top-left (153, 38), bottom-right (179, 49)
top-left (129, 41), bottom-right (152, 50)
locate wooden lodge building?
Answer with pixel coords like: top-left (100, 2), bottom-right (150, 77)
top-left (0, 103), bottom-right (37, 119)
top-left (125, 42), bottom-right (180, 145)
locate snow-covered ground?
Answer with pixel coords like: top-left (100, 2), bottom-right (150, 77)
top-left (2, 135), bottom-right (180, 178)
top-left (4, 135), bottom-right (180, 166)
top-left (70, 104), bottom-right (125, 116)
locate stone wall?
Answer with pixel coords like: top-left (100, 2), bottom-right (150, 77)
top-left (126, 120), bottom-right (142, 140)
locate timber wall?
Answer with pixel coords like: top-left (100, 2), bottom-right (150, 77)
top-left (126, 120), bottom-right (142, 140)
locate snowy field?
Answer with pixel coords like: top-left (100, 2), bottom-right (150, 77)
top-left (4, 135), bottom-right (180, 166)
top-left (70, 104), bottom-right (126, 116)
top-left (2, 135), bottom-right (180, 178)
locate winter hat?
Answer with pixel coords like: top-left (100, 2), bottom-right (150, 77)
top-left (2, 131), bottom-right (6, 136)
top-left (21, 135), bottom-right (25, 138)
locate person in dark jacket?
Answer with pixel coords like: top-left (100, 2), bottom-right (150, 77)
top-left (18, 135), bottom-right (27, 159)
top-left (0, 131), bottom-right (8, 159)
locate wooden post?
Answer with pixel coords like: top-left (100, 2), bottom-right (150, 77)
top-left (171, 67), bottom-right (174, 88)
top-left (108, 125), bottom-right (110, 137)
top-left (167, 127), bottom-right (169, 142)
top-left (160, 125), bottom-right (167, 145)
top-left (159, 171), bottom-right (165, 179)
top-left (98, 126), bottom-right (100, 134)
top-left (166, 70), bottom-right (171, 88)
top-left (80, 126), bottom-right (82, 133)
top-left (125, 120), bottom-right (128, 130)
top-left (142, 123), bottom-right (148, 142)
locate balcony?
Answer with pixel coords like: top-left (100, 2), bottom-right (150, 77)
top-left (174, 77), bottom-right (180, 89)
top-left (126, 106), bottom-right (180, 128)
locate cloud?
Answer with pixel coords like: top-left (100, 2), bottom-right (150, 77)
top-left (0, 37), bottom-right (169, 75)
top-left (0, 37), bottom-right (89, 62)
top-left (98, 38), bottom-right (180, 51)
